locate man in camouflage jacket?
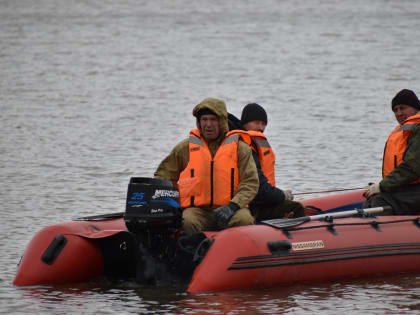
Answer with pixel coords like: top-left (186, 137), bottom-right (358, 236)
top-left (363, 89), bottom-right (420, 215)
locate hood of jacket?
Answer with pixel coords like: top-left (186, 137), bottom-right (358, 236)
top-left (228, 112), bottom-right (245, 131)
top-left (193, 98), bottom-right (229, 143)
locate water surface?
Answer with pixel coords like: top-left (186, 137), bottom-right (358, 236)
top-left (1, 0), bottom-right (420, 313)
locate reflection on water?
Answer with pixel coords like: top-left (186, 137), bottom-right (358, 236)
top-left (9, 274), bottom-right (420, 314)
top-left (2, 0), bottom-right (420, 313)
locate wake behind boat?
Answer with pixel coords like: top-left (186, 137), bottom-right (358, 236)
top-left (13, 178), bottom-right (420, 293)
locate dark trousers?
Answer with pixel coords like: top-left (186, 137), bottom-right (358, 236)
top-left (254, 200), bottom-right (305, 221)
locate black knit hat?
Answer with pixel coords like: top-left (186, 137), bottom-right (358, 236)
top-left (241, 103), bottom-right (268, 125)
top-left (196, 107), bottom-right (217, 119)
top-left (391, 89), bottom-right (420, 110)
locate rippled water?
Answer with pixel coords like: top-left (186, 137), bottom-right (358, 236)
top-left (1, 0), bottom-right (420, 313)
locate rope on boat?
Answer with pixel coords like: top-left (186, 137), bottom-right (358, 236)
top-left (279, 217), bottom-right (420, 239)
top-left (294, 187), bottom-right (364, 195)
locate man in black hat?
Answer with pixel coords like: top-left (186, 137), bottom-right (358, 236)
top-left (363, 89), bottom-right (420, 214)
top-left (228, 103), bottom-right (305, 220)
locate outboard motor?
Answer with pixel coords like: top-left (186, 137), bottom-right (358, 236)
top-left (124, 177), bottom-right (182, 284)
top-left (124, 177), bottom-right (181, 233)
top-left (124, 177), bottom-right (209, 285)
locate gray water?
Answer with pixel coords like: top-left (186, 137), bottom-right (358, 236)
top-left (1, 0), bottom-right (420, 313)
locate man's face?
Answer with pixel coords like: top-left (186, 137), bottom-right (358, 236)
top-left (200, 114), bottom-right (220, 140)
top-left (243, 120), bottom-right (267, 133)
top-left (393, 104), bottom-right (418, 125)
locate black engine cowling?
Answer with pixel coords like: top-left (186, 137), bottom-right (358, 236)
top-left (124, 177), bottom-right (181, 233)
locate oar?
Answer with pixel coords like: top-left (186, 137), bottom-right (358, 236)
top-left (262, 206), bottom-right (391, 229)
top-left (294, 187), bottom-right (364, 195)
top-left (73, 212), bottom-right (125, 221)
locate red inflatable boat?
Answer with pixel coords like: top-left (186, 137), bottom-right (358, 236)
top-left (13, 189), bottom-right (420, 293)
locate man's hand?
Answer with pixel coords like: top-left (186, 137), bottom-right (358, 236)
top-left (214, 204), bottom-right (236, 226)
top-left (283, 211), bottom-right (294, 218)
top-left (363, 183), bottom-right (381, 198)
top-left (284, 189), bottom-right (294, 201)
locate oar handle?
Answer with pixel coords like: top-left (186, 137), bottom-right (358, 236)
top-left (308, 206), bottom-right (388, 221)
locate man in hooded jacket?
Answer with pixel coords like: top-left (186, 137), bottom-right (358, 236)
top-left (363, 89), bottom-right (420, 214)
top-left (154, 98), bottom-right (259, 235)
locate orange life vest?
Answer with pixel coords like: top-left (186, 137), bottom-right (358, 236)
top-left (227, 130), bottom-right (276, 186)
top-left (178, 129), bottom-right (240, 208)
top-left (382, 114), bottom-right (420, 184)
